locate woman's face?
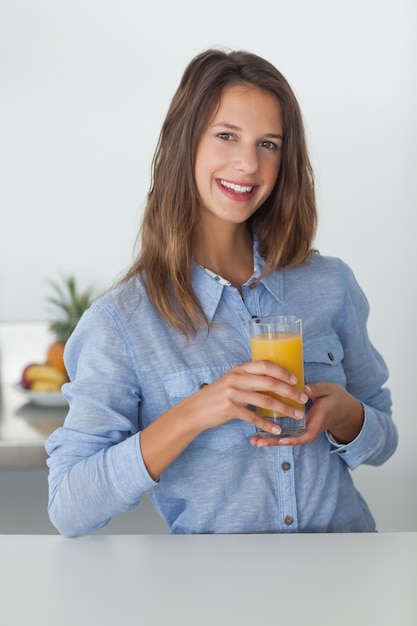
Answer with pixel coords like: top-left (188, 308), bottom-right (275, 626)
top-left (194, 84), bottom-right (283, 230)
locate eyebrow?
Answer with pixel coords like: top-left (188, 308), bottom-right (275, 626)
top-left (212, 122), bottom-right (283, 140)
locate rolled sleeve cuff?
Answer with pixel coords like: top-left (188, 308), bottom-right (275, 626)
top-left (325, 405), bottom-right (382, 470)
top-left (107, 432), bottom-right (158, 505)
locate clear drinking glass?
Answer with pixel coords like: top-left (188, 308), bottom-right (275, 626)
top-left (249, 316), bottom-right (306, 438)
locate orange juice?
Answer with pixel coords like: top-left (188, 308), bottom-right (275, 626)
top-left (250, 331), bottom-right (304, 417)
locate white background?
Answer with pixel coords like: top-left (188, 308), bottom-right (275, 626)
top-left (1, 0), bottom-right (416, 531)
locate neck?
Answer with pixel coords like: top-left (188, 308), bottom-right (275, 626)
top-left (193, 224), bottom-right (254, 288)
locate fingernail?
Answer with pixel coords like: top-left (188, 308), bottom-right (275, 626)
top-left (271, 426), bottom-right (281, 434)
top-left (305, 385), bottom-right (312, 393)
top-left (290, 375), bottom-right (298, 384)
top-left (295, 410), bottom-right (304, 419)
top-left (300, 393), bottom-right (308, 403)
top-left (279, 439), bottom-right (290, 445)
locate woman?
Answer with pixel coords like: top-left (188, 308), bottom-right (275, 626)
top-left (46, 49), bottom-right (397, 537)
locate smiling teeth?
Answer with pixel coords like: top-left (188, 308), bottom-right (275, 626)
top-left (220, 180), bottom-right (253, 194)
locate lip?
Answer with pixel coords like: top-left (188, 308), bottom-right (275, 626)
top-left (216, 178), bottom-right (258, 201)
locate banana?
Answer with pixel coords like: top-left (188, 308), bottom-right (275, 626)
top-left (21, 363), bottom-right (68, 391)
top-left (30, 379), bottom-right (63, 392)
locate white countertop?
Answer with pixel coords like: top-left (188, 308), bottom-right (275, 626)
top-left (0, 532), bottom-right (415, 625)
top-left (0, 383), bottom-right (66, 467)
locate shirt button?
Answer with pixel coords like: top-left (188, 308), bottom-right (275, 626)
top-left (328, 352), bottom-right (335, 361)
top-left (284, 515), bottom-right (294, 526)
top-left (281, 462), bottom-right (291, 471)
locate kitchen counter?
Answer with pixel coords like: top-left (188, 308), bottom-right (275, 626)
top-left (0, 532), bottom-right (415, 625)
top-left (0, 383), bottom-right (66, 468)
top-left (0, 322), bottom-right (66, 468)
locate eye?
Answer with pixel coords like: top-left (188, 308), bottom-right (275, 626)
top-left (259, 140), bottom-right (279, 151)
top-left (217, 132), bottom-right (235, 141)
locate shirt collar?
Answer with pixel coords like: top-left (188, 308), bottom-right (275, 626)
top-left (192, 239), bottom-right (284, 323)
top-left (192, 263), bottom-right (224, 323)
top-left (253, 242), bottom-right (284, 304)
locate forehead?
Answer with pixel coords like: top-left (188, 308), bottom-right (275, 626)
top-left (210, 83), bottom-right (282, 126)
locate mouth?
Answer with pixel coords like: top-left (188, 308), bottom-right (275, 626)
top-left (219, 179), bottom-right (254, 195)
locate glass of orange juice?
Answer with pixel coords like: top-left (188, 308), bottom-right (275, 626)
top-left (249, 316), bottom-right (306, 437)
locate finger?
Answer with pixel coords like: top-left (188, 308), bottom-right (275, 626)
top-left (241, 360), bottom-right (299, 385)
top-left (242, 386), bottom-right (308, 420)
top-left (231, 403), bottom-right (281, 436)
top-left (236, 372), bottom-right (309, 410)
top-left (228, 362), bottom-right (306, 407)
top-left (201, 376), bottom-right (306, 416)
top-left (250, 429), bottom-right (316, 447)
top-left (304, 381), bottom-right (333, 399)
top-left (249, 434), bottom-right (289, 447)
top-left (217, 371), bottom-right (308, 420)
top-left (249, 411), bottom-right (321, 446)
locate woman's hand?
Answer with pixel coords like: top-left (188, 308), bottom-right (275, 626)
top-left (191, 360), bottom-right (309, 436)
top-left (250, 381), bottom-right (364, 448)
top-left (140, 360), bottom-right (309, 479)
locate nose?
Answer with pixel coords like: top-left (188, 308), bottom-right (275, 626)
top-left (234, 143), bottom-right (259, 174)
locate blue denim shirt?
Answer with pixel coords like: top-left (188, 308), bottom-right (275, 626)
top-left (46, 249), bottom-right (397, 537)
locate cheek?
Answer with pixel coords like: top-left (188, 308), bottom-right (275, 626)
top-left (264, 158), bottom-right (281, 189)
top-left (194, 154), bottom-right (206, 193)
top-left (195, 145), bottom-right (213, 178)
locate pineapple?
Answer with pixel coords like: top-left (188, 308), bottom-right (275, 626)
top-left (45, 275), bottom-right (94, 374)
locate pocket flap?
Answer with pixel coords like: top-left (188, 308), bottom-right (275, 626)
top-left (303, 335), bottom-right (344, 365)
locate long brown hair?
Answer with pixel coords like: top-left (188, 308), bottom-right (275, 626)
top-left (124, 49), bottom-right (317, 335)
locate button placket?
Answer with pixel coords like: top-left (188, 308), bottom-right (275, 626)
top-left (275, 448), bottom-right (298, 532)
top-left (240, 282), bottom-right (261, 325)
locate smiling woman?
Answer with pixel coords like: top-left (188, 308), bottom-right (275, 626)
top-left (0, 0), bottom-right (414, 539)
top-left (44, 48), bottom-right (398, 539)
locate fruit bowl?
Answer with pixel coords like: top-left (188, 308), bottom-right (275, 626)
top-left (14, 383), bottom-right (68, 408)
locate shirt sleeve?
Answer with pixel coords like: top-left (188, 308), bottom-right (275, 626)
top-left (46, 301), bottom-right (158, 538)
top-left (325, 260), bottom-right (398, 470)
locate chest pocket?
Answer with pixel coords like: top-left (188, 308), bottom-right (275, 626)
top-left (163, 365), bottom-right (255, 451)
top-left (303, 335), bottom-right (346, 386)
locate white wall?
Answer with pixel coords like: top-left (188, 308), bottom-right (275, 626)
top-left (1, 0), bottom-right (416, 531)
